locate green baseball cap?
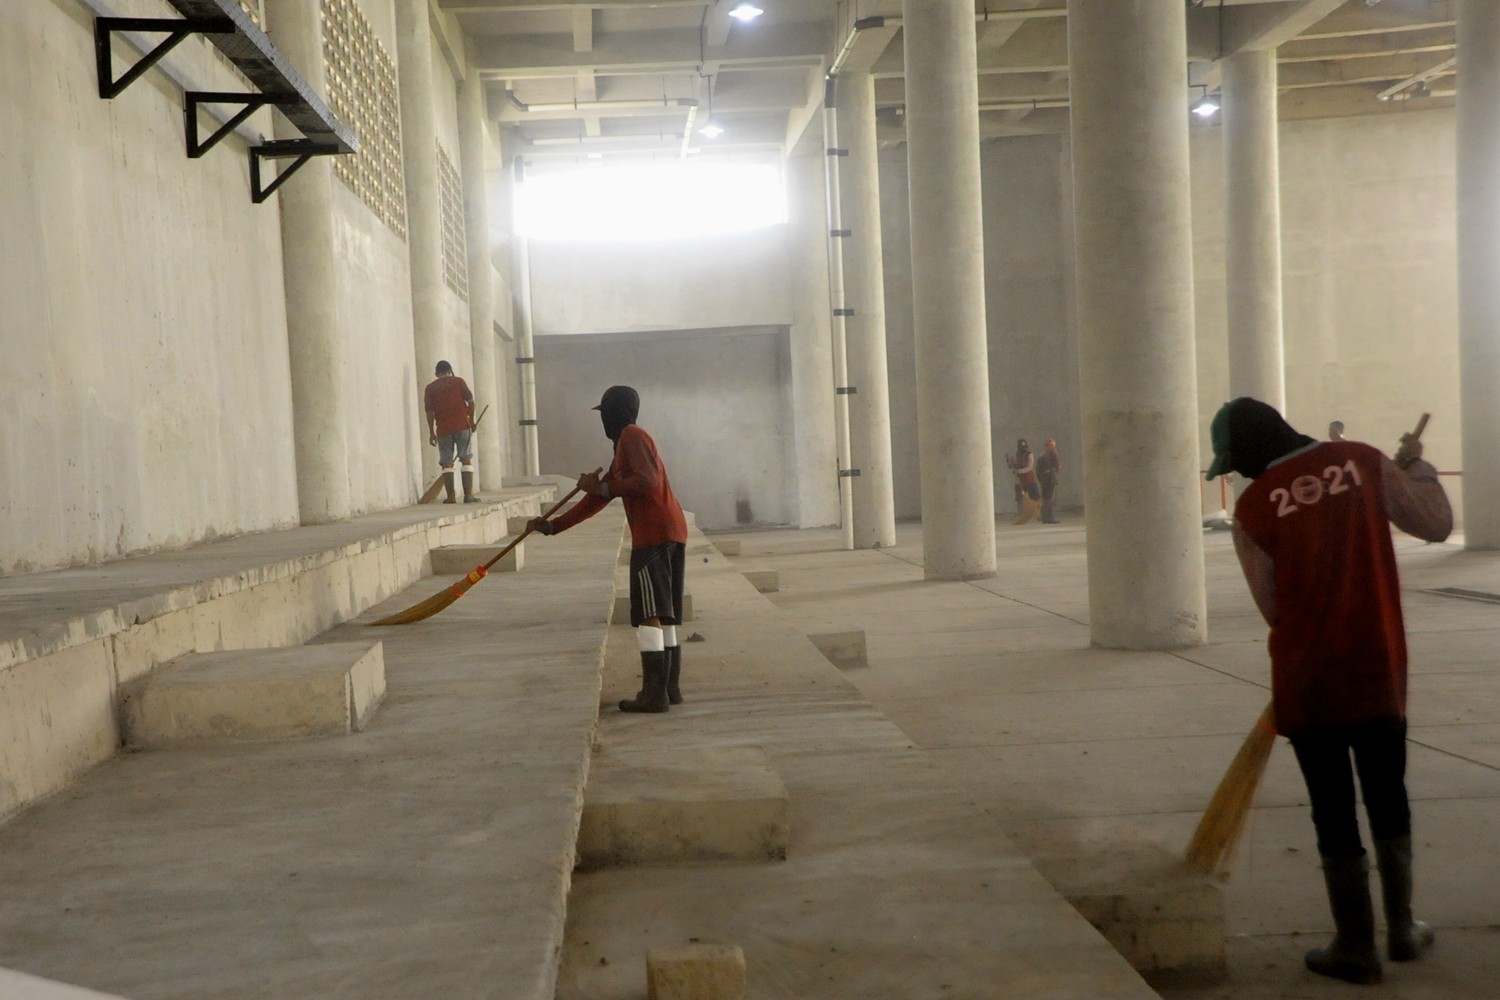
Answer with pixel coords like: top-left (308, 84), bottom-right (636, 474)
top-left (1205, 401), bottom-right (1234, 480)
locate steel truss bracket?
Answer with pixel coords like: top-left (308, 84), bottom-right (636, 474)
top-left (250, 140), bottom-right (336, 205)
top-left (95, 16), bottom-right (235, 100)
top-left (186, 92), bottom-right (283, 158)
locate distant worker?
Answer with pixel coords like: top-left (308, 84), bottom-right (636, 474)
top-left (1008, 438), bottom-right (1040, 525)
top-left (1329, 419), bottom-right (1346, 441)
top-left (424, 360), bottom-right (479, 504)
top-left (529, 386), bottom-right (689, 714)
top-left (1036, 438), bottom-right (1061, 524)
top-left (1207, 397), bottom-right (1451, 985)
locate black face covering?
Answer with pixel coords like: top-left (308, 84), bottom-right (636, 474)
top-left (594, 385), bottom-right (640, 442)
top-left (1226, 397), bottom-right (1317, 480)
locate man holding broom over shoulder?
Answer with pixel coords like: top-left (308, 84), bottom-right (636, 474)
top-left (1206, 397), bottom-right (1451, 985)
top-left (529, 385), bottom-right (688, 714)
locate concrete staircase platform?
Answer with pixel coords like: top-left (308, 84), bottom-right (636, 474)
top-left (430, 540), bottom-right (524, 574)
top-left (120, 641), bottom-right (385, 747)
top-left (578, 745), bottom-right (789, 868)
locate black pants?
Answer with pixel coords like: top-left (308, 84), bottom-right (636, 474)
top-left (1290, 716), bottom-right (1411, 858)
top-left (1040, 479), bottom-right (1057, 522)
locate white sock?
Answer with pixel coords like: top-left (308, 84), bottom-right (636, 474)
top-left (636, 626), bottom-right (665, 653)
top-left (661, 625), bottom-right (677, 648)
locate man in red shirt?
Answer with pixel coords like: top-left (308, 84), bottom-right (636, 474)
top-left (531, 386), bottom-right (689, 714)
top-left (1207, 397), bottom-right (1451, 984)
top-left (423, 361), bottom-right (478, 504)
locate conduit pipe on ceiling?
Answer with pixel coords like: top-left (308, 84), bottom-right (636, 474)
top-left (831, 6), bottom-right (1067, 76)
top-left (506, 92), bottom-right (699, 114)
top-left (821, 74), bottom-right (856, 551)
top-left (1376, 55), bottom-right (1456, 101)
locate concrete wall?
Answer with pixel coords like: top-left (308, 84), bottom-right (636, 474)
top-left (1, 0), bottom-right (300, 575)
top-left (535, 327), bottom-right (797, 531)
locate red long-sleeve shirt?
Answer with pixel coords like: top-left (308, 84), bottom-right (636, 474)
top-left (549, 424), bottom-right (688, 549)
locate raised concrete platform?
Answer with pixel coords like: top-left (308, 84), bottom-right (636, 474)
top-left (741, 570), bottom-right (778, 593)
top-left (0, 968), bottom-right (128, 999)
top-left (120, 641), bottom-right (386, 747)
top-left (809, 629), bottom-right (868, 670)
top-left (430, 541), bottom-right (524, 574)
top-left (577, 745), bottom-right (789, 868)
top-left (647, 944), bottom-right (746, 1000)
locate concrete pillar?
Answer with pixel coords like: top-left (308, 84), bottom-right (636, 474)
top-left (395, 0), bottom-right (447, 480)
top-left (1222, 49), bottom-right (1286, 410)
top-left (458, 61), bottom-right (505, 489)
top-left (902, 0), bottom-right (996, 581)
top-left (1457, 0), bottom-right (1500, 550)
top-left (1067, 3), bottom-right (1207, 649)
top-left (838, 73), bottom-right (898, 549)
top-left (510, 161), bottom-right (541, 477)
top-left (264, 0), bottom-right (351, 524)
top-left (787, 152), bottom-right (841, 528)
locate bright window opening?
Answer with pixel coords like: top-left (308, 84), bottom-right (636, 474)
top-left (516, 161), bottom-right (786, 241)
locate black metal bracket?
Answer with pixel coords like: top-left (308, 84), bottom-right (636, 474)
top-left (250, 140), bottom-right (334, 204)
top-left (186, 92), bottom-right (282, 158)
top-left (93, 0), bottom-right (356, 204)
top-left (95, 16), bottom-right (235, 100)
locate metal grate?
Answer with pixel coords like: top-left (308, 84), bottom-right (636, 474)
top-left (438, 143), bottom-right (470, 301)
top-left (322, 0), bottom-right (406, 238)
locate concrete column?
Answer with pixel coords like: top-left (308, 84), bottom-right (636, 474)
top-left (458, 61), bottom-right (505, 489)
top-left (509, 161), bottom-right (541, 477)
top-left (395, 0), bottom-right (446, 479)
top-left (264, 0), bottom-right (351, 524)
top-left (902, 0), bottom-right (996, 581)
top-left (1457, 0), bottom-right (1500, 550)
top-left (1223, 49), bottom-right (1286, 409)
top-left (787, 152), bottom-right (840, 529)
top-left (1067, 2), bottom-right (1206, 648)
top-left (838, 73), bottom-right (898, 549)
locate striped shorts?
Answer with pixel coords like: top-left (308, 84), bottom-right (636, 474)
top-left (628, 541), bottom-right (686, 627)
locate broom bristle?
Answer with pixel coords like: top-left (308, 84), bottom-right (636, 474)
top-left (1185, 702), bottom-right (1277, 873)
top-left (370, 576), bottom-right (476, 626)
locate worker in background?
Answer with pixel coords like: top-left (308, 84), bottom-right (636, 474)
top-left (1036, 438), bottom-right (1061, 524)
top-left (529, 386), bottom-right (689, 714)
top-left (1207, 397), bottom-right (1451, 985)
top-left (423, 360), bottom-right (479, 504)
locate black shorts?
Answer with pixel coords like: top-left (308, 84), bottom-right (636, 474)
top-left (629, 541), bottom-right (686, 627)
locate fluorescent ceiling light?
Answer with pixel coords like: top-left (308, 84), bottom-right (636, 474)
top-left (1191, 94), bottom-right (1220, 119)
top-left (728, 2), bottom-right (764, 22)
top-left (698, 120), bottom-right (725, 138)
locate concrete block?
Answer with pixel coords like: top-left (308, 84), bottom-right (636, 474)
top-left (120, 641), bottom-right (386, 748)
top-left (0, 966), bottom-right (129, 998)
top-left (613, 592), bottom-right (692, 625)
top-left (1039, 846), bottom-right (1226, 987)
top-left (742, 570), bottom-right (778, 594)
top-left (647, 944), bottom-right (746, 1000)
top-left (712, 539), bottom-right (740, 557)
top-left (578, 746), bottom-right (789, 868)
top-left (809, 630), bottom-right (867, 670)
top-left (507, 516), bottom-right (534, 537)
top-left (431, 542), bottom-right (523, 575)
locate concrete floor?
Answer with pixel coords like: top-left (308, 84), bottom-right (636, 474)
top-left (704, 514), bottom-right (1500, 1000)
top-left (0, 501), bottom-right (1496, 999)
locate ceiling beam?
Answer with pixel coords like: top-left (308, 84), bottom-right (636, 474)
top-left (440, 0), bottom-right (702, 11)
top-left (473, 23), bottom-right (826, 80)
top-left (1219, 0), bottom-right (1350, 55)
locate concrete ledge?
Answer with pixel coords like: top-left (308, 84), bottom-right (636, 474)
top-left (120, 641), bottom-right (386, 747)
top-left (647, 944), bottom-right (746, 1000)
top-left (613, 593), bottom-right (693, 625)
top-left (578, 745), bottom-right (789, 868)
top-left (431, 542), bottom-right (523, 575)
top-left (742, 570), bottom-right (778, 594)
top-left (712, 539), bottom-right (740, 557)
top-left (0, 967), bottom-right (128, 999)
top-left (808, 630), bottom-right (867, 670)
top-left (1038, 846), bottom-right (1226, 987)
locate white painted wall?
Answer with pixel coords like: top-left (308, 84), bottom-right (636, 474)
top-left (1, 0), bottom-right (299, 575)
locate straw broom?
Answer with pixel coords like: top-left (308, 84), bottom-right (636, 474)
top-left (372, 468), bottom-right (600, 626)
top-left (419, 405), bottom-right (490, 505)
top-left (1185, 701), bottom-right (1276, 873)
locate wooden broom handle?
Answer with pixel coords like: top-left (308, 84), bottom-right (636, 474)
top-left (480, 468), bottom-right (603, 572)
top-left (1410, 412), bottom-right (1430, 441)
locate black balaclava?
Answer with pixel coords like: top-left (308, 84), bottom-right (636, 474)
top-left (1225, 396), bottom-right (1316, 480)
top-left (593, 385), bottom-right (640, 443)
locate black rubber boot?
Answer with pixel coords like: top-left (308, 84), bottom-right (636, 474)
top-left (1375, 835), bottom-right (1435, 961)
top-left (1305, 854), bottom-right (1383, 985)
top-left (666, 645), bottom-right (683, 705)
top-left (462, 470), bottom-right (480, 503)
top-left (619, 651), bottom-right (669, 713)
top-left (443, 469), bottom-right (457, 504)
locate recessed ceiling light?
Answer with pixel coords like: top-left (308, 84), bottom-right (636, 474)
top-left (728, 2), bottom-right (764, 22)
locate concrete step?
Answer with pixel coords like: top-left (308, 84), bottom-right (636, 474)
top-left (430, 541), bottom-right (524, 575)
top-left (578, 745), bottom-right (789, 868)
top-left (120, 641), bottom-right (385, 747)
top-left (0, 967), bottom-right (129, 999)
